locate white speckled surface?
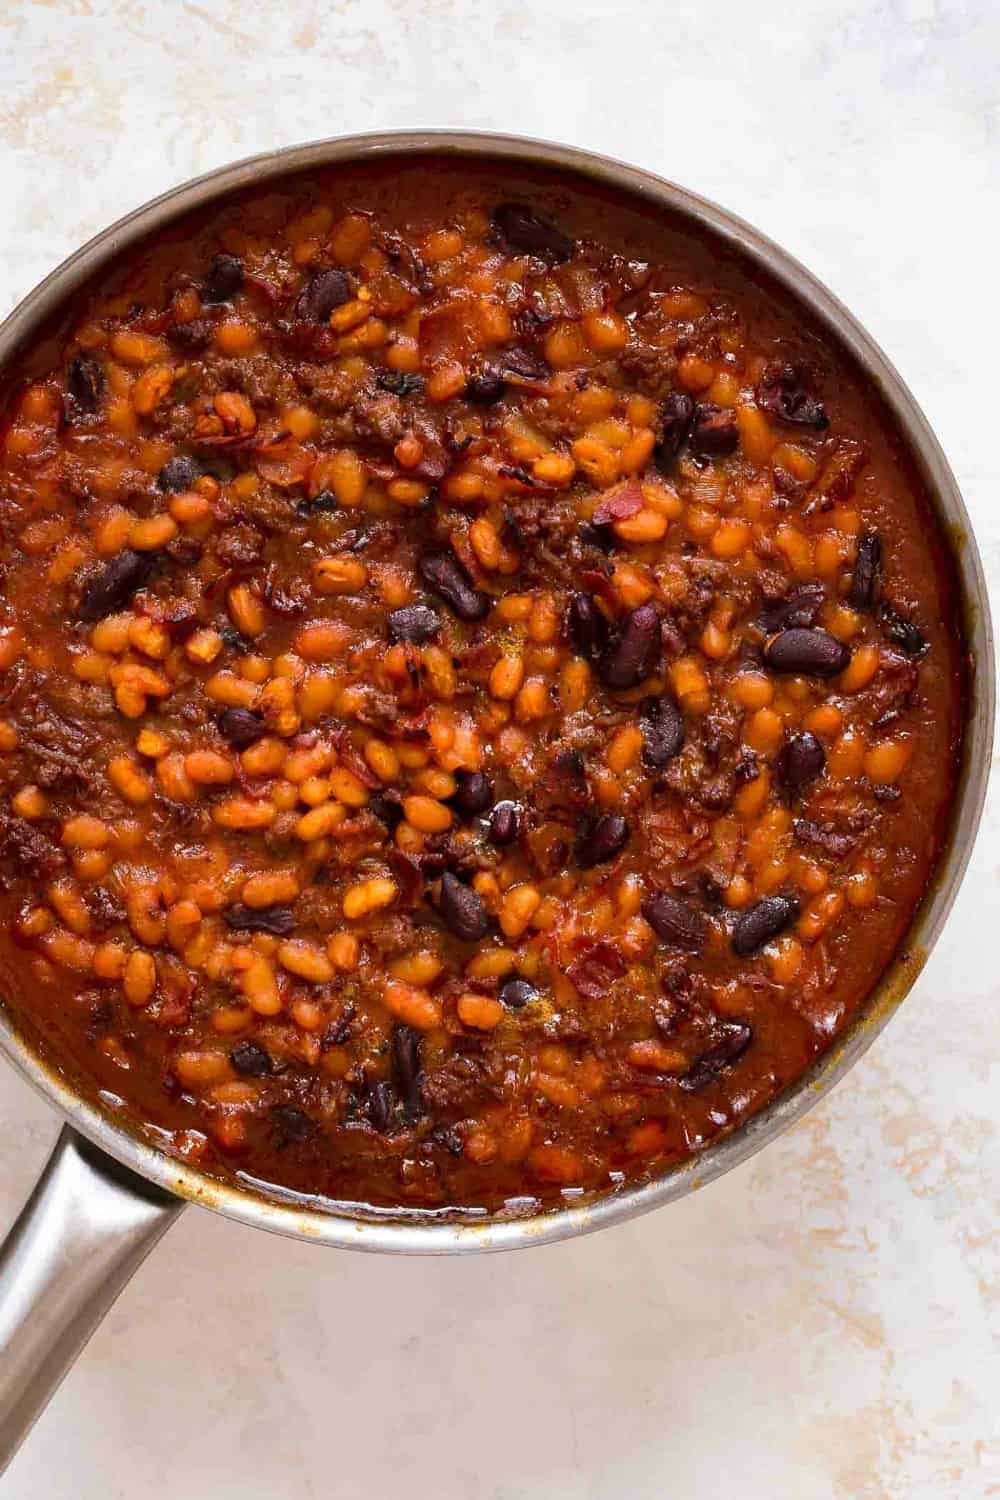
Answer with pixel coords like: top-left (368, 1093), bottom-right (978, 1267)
top-left (0, 2), bottom-right (998, 1495)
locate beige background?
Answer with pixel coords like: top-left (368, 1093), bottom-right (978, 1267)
top-left (1, 1), bottom-right (998, 1495)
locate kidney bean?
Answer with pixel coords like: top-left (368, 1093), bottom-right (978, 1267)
top-left (764, 627), bottom-right (850, 677)
top-left (217, 707), bottom-right (266, 748)
top-left (295, 268), bottom-right (353, 322)
top-left (492, 203), bottom-right (574, 263)
top-left (438, 870), bottom-right (490, 940)
top-left (600, 603), bottom-right (660, 689)
top-left (451, 771), bottom-right (493, 817)
top-left (271, 1104), bottom-right (313, 1143)
top-left (466, 368), bottom-right (506, 405)
top-left (689, 404), bottom-right (739, 457)
top-left (158, 454), bottom-right (202, 492)
top-left (201, 253), bottom-right (244, 304)
top-left (488, 800), bottom-right (523, 846)
top-left (776, 731), bottom-right (826, 792)
top-left (759, 583), bottom-right (826, 633)
top-left (680, 1021), bottom-right (753, 1091)
top-left (848, 530), bottom-right (881, 611)
top-left (365, 1078), bottom-right (397, 1132)
top-left (77, 549), bottom-right (154, 621)
top-left (576, 812), bottom-right (630, 868)
top-left (391, 1024), bottom-right (423, 1120)
top-left (419, 551), bottom-right (490, 622)
top-left (499, 977), bottom-right (538, 1010)
top-left (230, 1041), bottom-right (273, 1077)
top-left (642, 891), bottom-right (705, 951)
top-left (566, 593), bottom-right (608, 660)
top-left (757, 361), bottom-right (829, 429)
top-left (880, 603), bottom-right (927, 656)
top-left (223, 903), bottom-right (297, 936)
top-left (64, 356), bottom-right (103, 418)
top-left (388, 603), bottom-right (441, 643)
top-left (640, 695), bottom-right (685, 768)
top-left (654, 391), bottom-right (695, 469)
top-left (731, 895), bottom-right (799, 956)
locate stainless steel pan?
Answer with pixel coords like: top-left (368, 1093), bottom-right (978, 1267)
top-left (0, 130), bottom-right (992, 1474)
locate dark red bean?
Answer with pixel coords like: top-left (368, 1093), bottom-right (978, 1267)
top-left (731, 895), bottom-right (799, 956)
top-left (566, 593), bottom-right (608, 660)
top-left (202, 253), bottom-right (244, 304)
top-left (223, 903), bottom-right (297, 936)
top-left (642, 892), bottom-right (705, 951)
top-left (680, 1022), bottom-right (753, 1091)
top-left (492, 203), bottom-right (574, 263)
top-left (77, 549), bottom-right (154, 621)
top-left (451, 771), bottom-right (493, 818)
top-left (776, 731), bottom-right (826, 792)
top-left (391, 1024), bottom-right (423, 1120)
top-left (376, 370), bottom-right (425, 397)
top-left (764, 628), bottom-right (850, 677)
top-left (499, 978), bottom-right (538, 1009)
top-left (848, 530), bottom-right (881, 611)
top-left (759, 583), bottom-right (826, 633)
top-left (689, 404), bottom-right (739, 457)
top-left (271, 1104), bottom-right (313, 1143)
top-left (880, 603), bottom-right (927, 656)
top-left (369, 793), bottom-right (404, 830)
top-left (640, 695), bottom-right (685, 768)
top-left (438, 871), bottom-right (491, 941)
top-left (466, 368), bottom-right (506, 405)
top-left (64, 356), bottom-right (103, 418)
top-left (488, 800), bottom-right (523, 846)
top-left (654, 392), bottom-right (695, 469)
top-left (600, 603), bottom-right (660, 689)
top-left (295, 268), bottom-right (353, 322)
top-left (157, 455), bottom-right (201, 492)
top-left (576, 812), bottom-right (630, 868)
top-left (217, 706), bottom-right (266, 748)
top-left (365, 1078), bottom-right (397, 1132)
top-left (757, 362), bottom-right (829, 429)
top-left (387, 603), bottom-right (441, 643)
top-left (418, 551), bottom-right (490, 622)
top-left (230, 1041), bottom-right (273, 1077)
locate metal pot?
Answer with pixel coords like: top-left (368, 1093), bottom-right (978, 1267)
top-left (0, 131), bottom-right (992, 1473)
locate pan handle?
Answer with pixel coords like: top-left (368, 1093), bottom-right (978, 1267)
top-left (0, 1124), bottom-right (183, 1474)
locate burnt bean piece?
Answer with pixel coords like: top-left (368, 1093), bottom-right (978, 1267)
top-left (492, 202), bottom-right (574, 263)
top-left (731, 895), bottom-right (799, 956)
top-left (640, 695), bottom-right (685, 768)
top-left (600, 603), bottom-right (660, 690)
top-left (295, 267), bottom-right (353, 322)
top-left (223, 903), bottom-right (297, 936)
top-left (776, 731), bottom-right (826, 792)
top-left (680, 1022), bottom-right (753, 1092)
top-left (77, 549), bottom-right (154, 621)
top-left (391, 1024), bottom-right (423, 1120)
top-left (466, 368), bottom-right (506, 405)
top-left (576, 812), bottom-right (630, 868)
top-left (388, 603), bottom-right (441, 644)
top-left (418, 551), bottom-right (490, 622)
top-left (217, 707), bottom-right (266, 748)
top-left (201, 253), bottom-right (244, 304)
top-left (230, 1041), bottom-right (273, 1077)
top-left (499, 978), bottom-right (538, 1010)
top-left (757, 362), bottom-right (829, 429)
top-left (451, 771), bottom-right (493, 818)
top-left (365, 1078), bottom-right (398, 1132)
top-left (566, 593), bottom-right (608, 660)
top-left (438, 870), bottom-right (491, 941)
top-left (848, 530), bottom-right (882, 611)
top-left (272, 1104), bottom-right (313, 1143)
top-left (157, 454), bottom-right (201, 492)
top-left (488, 800), bottom-right (523, 846)
top-left (64, 355), bottom-right (103, 417)
top-left (654, 392), bottom-right (695, 469)
top-left (759, 583), bottom-right (826, 633)
top-left (642, 892), bottom-right (705, 951)
top-left (376, 370), bottom-right (426, 396)
top-left (880, 603), bottom-right (927, 656)
top-left (764, 628), bottom-right (850, 677)
top-left (689, 403), bottom-right (739, 457)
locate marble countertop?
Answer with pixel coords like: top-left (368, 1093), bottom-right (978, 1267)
top-left (0, 1), bottom-right (997, 1495)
